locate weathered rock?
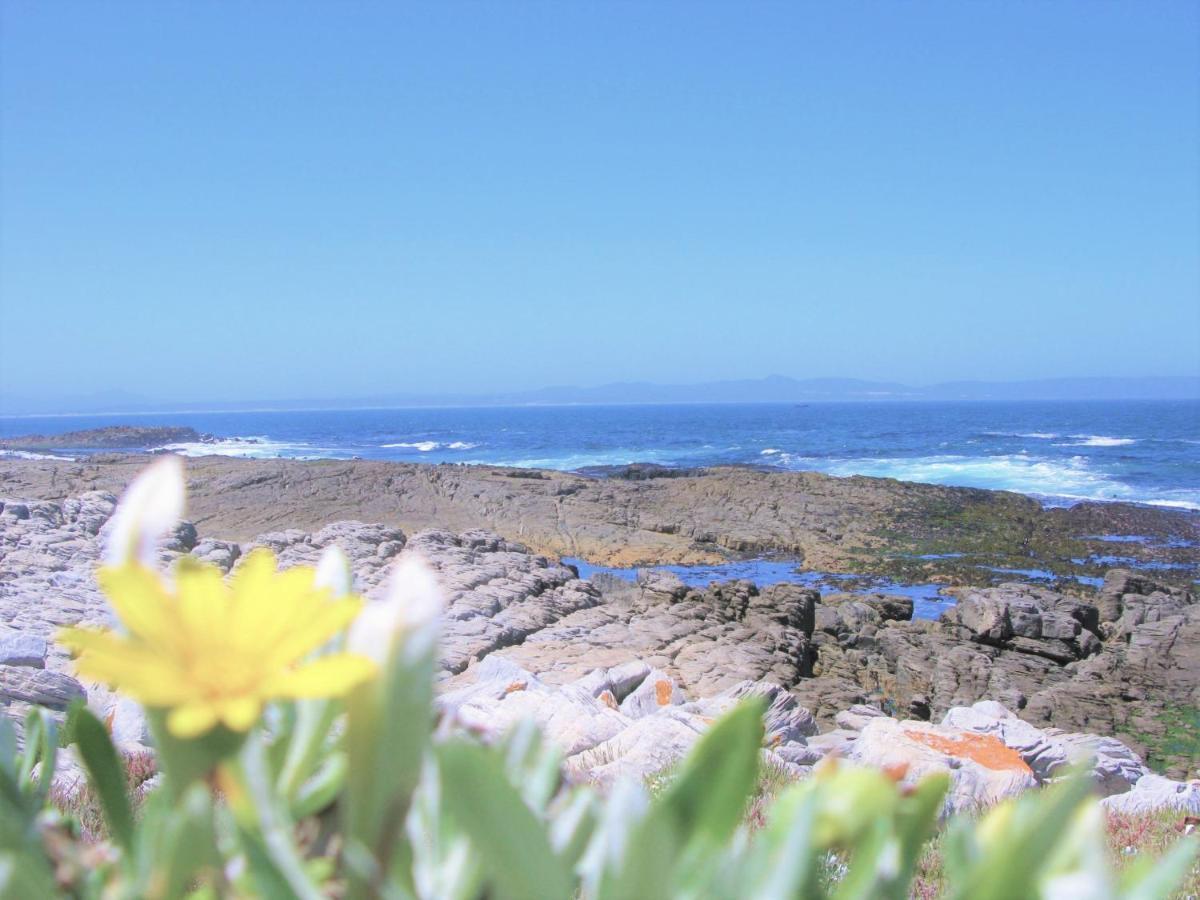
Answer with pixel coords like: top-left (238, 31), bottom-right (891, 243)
top-left (2, 425), bottom-right (203, 450)
top-left (835, 704), bottom-right (889, 733)
top-left (567, 708), bottom-right (710, 786)
top-left (443, 657), bottom-right (818, 787)
top-left (941, 701), bottom-right (1147, 795)
top-left (850, 717), bottom-right (1038, 814)
top-left (1, 483), bottom-right (1193, 786)
top-left (1095, 569), bottom-right (1195, 641)
top-left (1101, 774), bottom-right (1200, 816)
top-left (0, 665), bottom-right (85, 709)
top-left (462, 575), bottom-right (816, 697)
top-left (5, 453), bottom-right (1193, 586)
top-left (0, 631), bottom-right (47, 668)
top-left (619, 668), bottom-right (684, 718)
top-left (684, 680), bottom-right (818, 746)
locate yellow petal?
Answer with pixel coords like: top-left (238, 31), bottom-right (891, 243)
top-left (217, 696), bottom-right (261, 732)
top-left (58, 628), bottom-right (191, 706)
top-left (96, 565), bottom-right (180, 648)
top-left (230, 548), bottom-right (280, 600)
top-left (168, 702), bottom-right (220, 738)
top-left (261, 597), bottom-right (364, 670)
top-left (265, 653), bottom-right (377, 698)
top-left (175, 559), bottom-right (232, 651)
top-left (228, 550), bottom-right (298, 648)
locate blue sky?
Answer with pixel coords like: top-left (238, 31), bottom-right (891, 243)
top-left (2, 2), bottom-right (1197, 405)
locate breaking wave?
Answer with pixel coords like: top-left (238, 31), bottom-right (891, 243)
top-left (0, 449), bottom-right (78, 461)
top-left (1056, 435), bottom-right (1137, 448)
top-left (766, 451), bottom-right (1200, 510)
top-left (156, 436), bottom-right (341, 460)
top-left (380, 440), bottom-right (480, 451)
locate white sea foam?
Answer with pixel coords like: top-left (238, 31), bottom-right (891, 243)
top-left (983, 432), bottom-right (1059, 439)
top-left (381, 441), bottom-right (440, 452)
top-left (763, 451), bottom-right (1200, 509)
top-left (156, 436), bottom-right (335, 460)
top-left (761, 448), bottom-right (782, 456)
top-left (381, 440), bottom-right (480, 452)
top-left (0, 449), bottom-right (78, 461)
top-left (1057, 435), bottom-right (1137, 447)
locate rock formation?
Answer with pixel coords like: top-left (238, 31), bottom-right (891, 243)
top-left (2, 425), bottom-right (204, 450)
top-left (2, 455), bottom-right (1195, 587)
top-left (2, 488), bottom-right (1199, 813)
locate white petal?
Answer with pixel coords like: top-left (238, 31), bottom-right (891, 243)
top-left (314, 545), bottom-right (353, 597)
top-left (102, 456), bottom-right (186, 567)
top-left (347, 553), bottom-right (443, 665)
top-left (346, 601), bottom-right (399, 667)
top-left (388, 554), bottom-right (443, 632)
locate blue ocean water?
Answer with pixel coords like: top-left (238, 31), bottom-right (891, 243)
top-left (3, 400), bottom-right (1197, 510)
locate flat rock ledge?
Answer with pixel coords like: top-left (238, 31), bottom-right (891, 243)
top-left (2, 491), bottom-right (1198, 815)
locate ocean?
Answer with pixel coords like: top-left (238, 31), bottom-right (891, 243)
top-left (3, 400), bottom-right (1197, 511)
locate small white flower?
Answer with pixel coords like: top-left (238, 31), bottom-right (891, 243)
top-left (348, 553), bottom-right (443, 665)
top-left (102, 456), bottom-right (185, 567)
top-left (314, 545), bottom-right (353, 597)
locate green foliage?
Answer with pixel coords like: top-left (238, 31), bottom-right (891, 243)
top-left (1120, 705), bottom-right (1200, 777)
top-left (2, 633), bottom-right (1197, 898)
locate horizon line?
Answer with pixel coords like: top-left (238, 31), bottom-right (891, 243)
top-left (4, 394), bottom-right (1200, 421)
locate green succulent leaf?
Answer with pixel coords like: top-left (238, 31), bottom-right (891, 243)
top-left (436, 737), bottom-right (573, 900)
top-left (73, 706), bottom-right (135, 852)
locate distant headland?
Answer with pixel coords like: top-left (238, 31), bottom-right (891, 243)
top-left (3, 374), bottom-right (1198, 417)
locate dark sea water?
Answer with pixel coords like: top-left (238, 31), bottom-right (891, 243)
top-left (4, 400), bottom-right (1197, 511)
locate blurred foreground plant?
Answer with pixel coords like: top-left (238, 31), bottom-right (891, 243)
top-left (0, 458), bottom-right (1195, 898)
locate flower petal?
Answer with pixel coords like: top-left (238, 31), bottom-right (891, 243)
top-left (168, 702), bottom-right (220, 738)
top-left (175, 558), bottom-right (232, 652)
top-left (217, 696), bottom-right (261, 732)
top-left (96, 565), bottom-right (180, 648)
top-left (265, 653), bottom-right (377, 698)
top-left (261, 597), bottom-right (364, 670)
top-left (315, 545), bottom-right (353, 597)
top-left (348, 554), bottom-right (443, 664)
top-left (102, 456), bottom-right (185, 566)
top-left (58, 627), bottom-right (191, 706)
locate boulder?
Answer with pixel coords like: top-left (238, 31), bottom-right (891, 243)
top-left (1102, 774), bottom-right (1200, 816)
top-left (0, 665), bottom-right (85, 710)
top-left (0, 631), bottom-right (47, 668)
top-left (941, 701), bottom-right (1147, 795)
top-left (566, 708), bottom-right (709, 786)
top-left (850, 717), bottom-right (1037, 814)
top-left (619, 669), bottom-right (684, 718)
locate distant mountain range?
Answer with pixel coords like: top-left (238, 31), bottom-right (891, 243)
top-left (2, 375), bottom-right (1198, 416)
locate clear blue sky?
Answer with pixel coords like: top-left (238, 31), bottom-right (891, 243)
top-left (2, 2), bottom-right (1197, 405)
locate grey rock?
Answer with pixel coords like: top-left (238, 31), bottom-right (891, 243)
top-left (1102, 774), bottom-right (1200, 816)
top-left (619, 668), bottom-right (684, 718)
top-left (0, 631), bottom-right (47, 668)
top-left (0, 665), bottom-right (85, 709)
top-left (835, 704), bottom-right (888, 733)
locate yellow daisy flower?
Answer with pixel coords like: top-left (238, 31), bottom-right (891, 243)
top-left (58, 549), bottom-right (377, 738)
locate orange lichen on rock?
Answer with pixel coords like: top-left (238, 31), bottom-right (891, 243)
top-left (655, 679), bottom-right (673, 706)
top-left (904, 729), bottom-right (1032, 774)
top-left (503, 680), bottom-right (527, 695)
top-left (597, 689), bottom-right (619, 710)
top-left (882, 762), bottom-right (911, 783)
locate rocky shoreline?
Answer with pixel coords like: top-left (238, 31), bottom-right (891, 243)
top-left (1, 480), bottom-right (1198, 812)
top-left (1, 425), bottom-right (207, 450)
top-left (1, 454), bottom-right (1196, 588)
